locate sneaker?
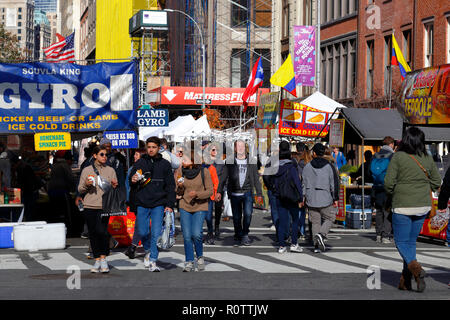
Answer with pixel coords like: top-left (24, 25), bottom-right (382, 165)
top-left (100, 259), bottom-right (109, 273)
top-left (314, 233), bottom-right (326, 252)
top-left (290, 244), bottom-right (303, 253)
top-left (183, 261), bottom-right (194, 272)
top-left (214, 227), bottom-right (220, 238)
top-left (125, 245), bottom-right (136, 259)
top-left (382, 238), bottom-right (393, 244)
top-left (278, 246), bottom-right (287, 254)
top-left (205, 232), bottom-right (215, 245)
top-left (233, 236), bottom-right (241, 247)
top-left (197, 256), bottom-right (205, 271)
top-left (270, 224), bottom-right (276, 231)
top-left (241, 235), bottom-right (251, 246)
top-left (80, 232), bottom-right (89, 239)
top-left (90, 260), bottom-right (101, 273)
top-left (149, 261), bottom-right (160, 272)
top-left (144, 253), bottom-right (150, 268)
top-left (110, 237), bottom-right (119, 249)
top-left (313, 245), bottom-right (321, 254)
top-left (86, 252), bottom-right (94, 259)
top-left (376, 235), bottom-right (382, 243)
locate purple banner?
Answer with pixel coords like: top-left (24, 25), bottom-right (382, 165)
top-left (294, 26), bottom-right (316, 87)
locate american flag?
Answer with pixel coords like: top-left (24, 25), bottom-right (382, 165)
top-left (44, 32), bottom-right (75, 63)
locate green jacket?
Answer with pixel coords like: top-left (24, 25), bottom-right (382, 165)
top-left (384, 151), bottom-right (441, 209)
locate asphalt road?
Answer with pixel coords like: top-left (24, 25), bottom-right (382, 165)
top-left (0, 209), bottom-right (449, 303)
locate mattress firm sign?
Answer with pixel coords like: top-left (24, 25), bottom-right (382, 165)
top-left (0, 61), bottom-right (138, 133)
top-left (136, 105), bottom-right (168, 127)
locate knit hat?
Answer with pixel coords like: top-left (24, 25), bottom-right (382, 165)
top-left (312, 143), bottom-right (326, 157)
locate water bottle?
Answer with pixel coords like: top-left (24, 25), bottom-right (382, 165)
top-left (78, 200), bottom-right (84, 212)
top-left (4, 192), bottom-right (8, 204)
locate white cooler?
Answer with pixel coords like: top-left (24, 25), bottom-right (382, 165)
top-left (13, 223), bottom-right (66, 251)
top-left (0, 221), bottom-right (47, 249)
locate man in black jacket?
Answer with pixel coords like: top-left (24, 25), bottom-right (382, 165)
top-left (130, 136), bottom-right (176, 272)
top-left (437, 166), bottom-right (450, 248)
top-left (219, 140), bottom-right (263, 246)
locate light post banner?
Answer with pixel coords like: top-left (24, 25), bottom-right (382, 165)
top-left (293, 26), bottom-right (316, 87)
top-left (0, 61), bottom-right (138, 133)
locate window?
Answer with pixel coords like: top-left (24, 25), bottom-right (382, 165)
top-left (18, 21), bottom-right (21, 26)
top-left (18, 7), bottom-right (22, 12)
top-left (402, 29), bottom-right (412, 67)
top-left (384, 35), bottom-right (392, 96)
top-left (18, 36), bottom-right (21, 41)
top-left (424, 22), bottom-right (434, 67)
top-left (282, 0), bottom-right (289, 39)
top-left (231, 49), bottom-right (247, 88)
top-left (18, 29), bottom-right (21, 34)
top-left (367, 40), bottom-right (374, 98)
top-left (18, 14), bottom-right (21, 20)
top-left (231, 0), bottom-right (247, 27)
top-left (254, 0), bottom-right (271, 27)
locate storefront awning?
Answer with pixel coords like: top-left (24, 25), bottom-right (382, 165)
top-left (411, 126), bottom-right (450, 142)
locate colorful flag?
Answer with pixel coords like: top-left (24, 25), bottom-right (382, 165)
top-left (242, 57), bottom-right (264, 112)
top-left (44, 32), bottom-right (75, 63)
top-left (391, 34), bottom-right (411, 80)
top-left (270, 54), bottom-right (297, 97)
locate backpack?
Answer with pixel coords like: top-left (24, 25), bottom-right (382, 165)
top-left (370, 155), bottom-right (391, 187)
top-left (275, 166), bottom-right (301, 203)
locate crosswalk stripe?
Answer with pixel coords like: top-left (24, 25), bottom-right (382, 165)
top-left (29, 253), bottom-right (93, 270)
top-left (158, 251), bottom-right (240, 272)
top-left (106, 253), bottom-right (145, 270)
top-left (0, 254), bottom-right (28, 270)
top-left (420, 251), bottom-right (450, 259)
top-left (206, 252), bottom-right (308, 273)
top-left (322, 252), bottom-right (403, 272)
top-left (373, 251), bottom-right (449, 273)
top-left (259, 252), bottom-right (367, 273)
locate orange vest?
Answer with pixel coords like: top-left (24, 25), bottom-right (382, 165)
top-left (208, 165), bottom-right (219, 200)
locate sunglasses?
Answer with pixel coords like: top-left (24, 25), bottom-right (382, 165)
top-left (211, 149), bottom-right (217, 152)
top-left (98, 153), bottom-right (107, 157)
top-left (178, 151), bottom-right (183, 154)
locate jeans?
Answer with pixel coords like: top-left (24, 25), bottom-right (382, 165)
top-left (268, 190), bottom-right (279, 230)
top-left (230, 192), bottom-right (254, 239)
top-left (204, 200), bottom-right (214, 233)
top-left (277, 198), bottom-right (300, 247)
top-left (180, 209), bottom-right (206, 262)
top-left (136, 206), bottom-right (164, 262)
top-left (298, 207), bottom-right (306, 236)
top-left (392, 213), bottom-right (426, 271)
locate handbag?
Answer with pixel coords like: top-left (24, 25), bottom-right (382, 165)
top-left (408, 155), bottom-right (436, 217)
top-left (101, 186), bottom-right (127, 217)
top-left (430, 208), bottom-right (450, 230)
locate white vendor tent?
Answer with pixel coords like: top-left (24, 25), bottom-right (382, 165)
top-left (139, 115), bottom-right (211, 142)
top-left (300, 91), bottom-right (348, 114)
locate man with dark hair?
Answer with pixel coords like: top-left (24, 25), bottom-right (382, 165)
top-left (371, 136), bottom-right (395, 243)
top-left (302, 143), bottom-right (339, 253)
top-left (219, 139), bottom-right (263, 246)
top-left (130, 136), bottom-right (176, 272)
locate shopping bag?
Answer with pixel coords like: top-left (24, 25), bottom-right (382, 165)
top-left (102, 186), bottom-right (127, 217)
top-left (157, 210), bottom-right (175, 249)
top-left (430, 208), bottom-right (450, 231)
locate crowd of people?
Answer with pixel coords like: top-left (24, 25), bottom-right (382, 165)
top-left (0, 126), bottom-right (448, 292)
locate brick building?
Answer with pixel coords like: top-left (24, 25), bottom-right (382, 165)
top-left (356, 0), bottom-right (450, 109)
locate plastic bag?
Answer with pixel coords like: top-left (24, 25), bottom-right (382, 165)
top-left (97, 175), bottom-right (112, 193)
top-left (101, 186), bottom-right (127, 217)
top-left (430, 208), bottom-right (450, 230)
top-left (157, 210), bottom-right (175, 249)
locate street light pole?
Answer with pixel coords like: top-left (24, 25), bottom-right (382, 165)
top-left (164, 8), bottom-right (206, 112)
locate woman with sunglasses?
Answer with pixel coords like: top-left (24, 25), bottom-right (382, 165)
top-left (78, 145), bottom-right (118, 273)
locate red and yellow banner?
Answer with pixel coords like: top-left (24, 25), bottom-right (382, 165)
top-left (279, 99), bottom-right (331, 137)
top-left (400, 64), bottom-right (450, 124)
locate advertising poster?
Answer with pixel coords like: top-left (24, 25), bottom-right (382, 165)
top-left (293, 26), bottom-right (316, 87)
top-left (399, 64), bottom-right (450, 125)
top-left (279, 100), bottom-right (330, 137)
top-left (34, 132), bottom-right (71, 151)
top-left (0, 61), bottom-right (138, 133)
top-left (329, 119), bottom-right (345, 147)
top-left (255, 92), bottom-right (280, 129)
top-left (104, 131), bottom-right (138, 149)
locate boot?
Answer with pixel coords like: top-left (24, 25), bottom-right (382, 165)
top-left (125, 245), bottom-right (137, 259)
top-left (407, 260), bottom-right (426, 292)
top-left (398, 269), bottom-right (412, 291)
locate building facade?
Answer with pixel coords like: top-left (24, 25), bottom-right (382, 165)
top-left (34, 9), bottom-right (51, 60)
top-left (356, 0), bottom-right (450, 109)
top-left (59, 0), bottom-right (81, 61)
top-left (1, 0), bottom-right (35, 60)
top-left (34, 0), bottom-right (57, 13)
top-left (79, 0), bottom-right (96, 61)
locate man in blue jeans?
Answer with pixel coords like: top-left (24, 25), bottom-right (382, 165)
top-left (220, 140), bottom-right (263, 246)
top-left (130, 136), bottom-right (176, 272)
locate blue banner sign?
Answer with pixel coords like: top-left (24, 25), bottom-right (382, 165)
top-left (0, 61), bottom-right (138, 133)
top-left (136, 105), bottom-right (168, 127)
top-left (104, 131), bottom-right (138, 149)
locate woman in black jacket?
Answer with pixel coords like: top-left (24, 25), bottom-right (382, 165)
top-left (437, 166), bottom-right (450, 248)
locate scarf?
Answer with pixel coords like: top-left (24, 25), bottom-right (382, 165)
top-left (182, 166), bottom-right (201, 180)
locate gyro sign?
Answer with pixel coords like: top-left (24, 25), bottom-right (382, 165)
top-left (0, 61), bottom-right (138, 133)
top-left (136, 105), bottom-right (168, 127)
